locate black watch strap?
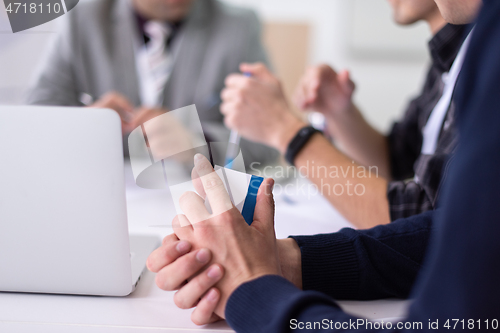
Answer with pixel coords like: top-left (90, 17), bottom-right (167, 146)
top-left (285, 126), bottom-right (322, 166)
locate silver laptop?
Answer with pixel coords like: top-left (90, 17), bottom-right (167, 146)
top-left (0, 106), bottom-right (160, 296)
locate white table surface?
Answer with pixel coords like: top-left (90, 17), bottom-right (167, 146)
top-left (0, 165), bottom-right (410, 332)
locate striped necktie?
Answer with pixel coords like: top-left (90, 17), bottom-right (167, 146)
top-left (140, 21), bottom-right (173, 107)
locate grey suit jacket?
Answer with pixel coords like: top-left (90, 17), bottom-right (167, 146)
top-left (27, 0), bottom-right (278, 165)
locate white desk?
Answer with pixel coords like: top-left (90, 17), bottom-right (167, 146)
top-left (0, 166), bottom-right (409, 332)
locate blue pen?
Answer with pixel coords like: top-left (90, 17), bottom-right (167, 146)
top-left (225, 72), bottom-right (252, 169)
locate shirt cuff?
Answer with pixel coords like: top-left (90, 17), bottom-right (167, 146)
top-left (290, 231), bottom-right (360, 299)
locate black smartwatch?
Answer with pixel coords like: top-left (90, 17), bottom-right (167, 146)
top-left (285, 126), bottom-right (322, 166)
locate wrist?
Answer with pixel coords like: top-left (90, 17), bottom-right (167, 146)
top-left (323, 102), bottom-right (360, 139)
top-left (272, 115), bottom-right (308, 155)
top-left (327, 101), bottom-right (358, 123)
top-left (277, 238), bottom-right (302, 289)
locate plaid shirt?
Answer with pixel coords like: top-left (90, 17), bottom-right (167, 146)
top-left (387, 24), bottom-right (467, 221)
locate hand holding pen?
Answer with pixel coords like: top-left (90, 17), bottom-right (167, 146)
top-left (224, 72), bottom-right (252, 168)
top-left (221, 63), bottom-right (307, 154)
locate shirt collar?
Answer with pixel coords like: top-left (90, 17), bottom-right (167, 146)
top-left (133, 11), bottom-right (184, 47)
top-left (428, 23), bottom-right (469, 73)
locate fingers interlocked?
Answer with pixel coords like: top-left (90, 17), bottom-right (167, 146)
top-left (148, 233), bottom-right (225, 325)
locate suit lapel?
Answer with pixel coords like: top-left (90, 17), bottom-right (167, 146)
top-left (110, 0), bottom-right (141, 106)
top-left (162, 0), bottom-right (213, 111)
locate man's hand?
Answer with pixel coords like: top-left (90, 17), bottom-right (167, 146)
top-left (88, 93), bottom-right (167, 134)
top-left (147, 154), bottom-right (295, 323)
top-left (133, 107), bottom-right (196, 162)
top-left (147, 233), bottom-right (225, 325)
top-left (173, 154), bottom-right (281, 318)
top-left (128, 107), bottom-right (165, 130)
top-left (148, 237), bottom-right (302, 325)
top-left (221, 63), bottom-right (307, 153)
top-left (89, 91), bottom-right (134, 133)
top-left (293, 64), bottom-right (355, 117)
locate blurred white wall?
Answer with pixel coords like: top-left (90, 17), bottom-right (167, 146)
top-left (0, 0), bottom-right (433, 133)
top-left (0, 4), bottom-right (58, 104)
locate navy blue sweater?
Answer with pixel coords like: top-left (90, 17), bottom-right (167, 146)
top-left (225, 1), bottom-right (500, 331)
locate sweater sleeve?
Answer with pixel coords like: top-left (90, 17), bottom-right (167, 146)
top-left (290, 210), bottom-right (434, 300)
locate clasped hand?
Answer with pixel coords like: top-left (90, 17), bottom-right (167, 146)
top-left (89, 91), bottom-right (168, 133)
top-left (147, 154), bottom-right (281, 324)
top-left (89, 91), bottom-right (194, 161)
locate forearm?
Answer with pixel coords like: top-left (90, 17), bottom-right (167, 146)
top-left (282, 132), bottom-right (391, 228)
top-left (290, 211), bottom-right (433, 300)
top-left (27, 75), bottom-right (80, 106)
top-left (325, 105), bottom-right (391, 179)
top-left (225, 275), bottom-right (345, 333)
top-left (275, 211), bottom-right (433, 301)
top-left (26, 15), bottom-right (81, 107)
top-left (226, 275), bottom-right (414, 333)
